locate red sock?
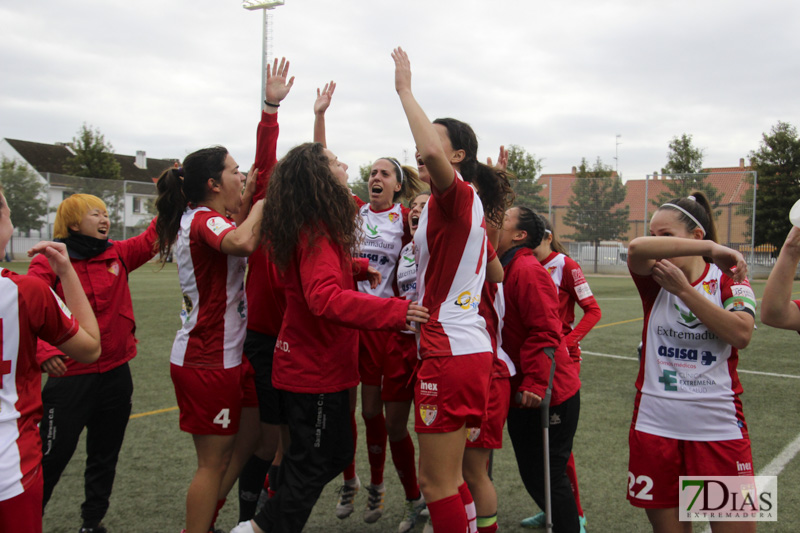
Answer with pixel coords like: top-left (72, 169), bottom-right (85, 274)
top-left (363, 412), bottom-right (387, 486)
top-left (428, 494), bottom-right (468, 533)
top-left (389, 433), bottom-right (420, 500)
top-left (210, 498), bottom-right (225, 529)
top-left (566, 453), bottom-right (584, 517)
top-left (458, 482), bottom-right (477, 533)
top-left (342, 410), bottom-right (358, 481)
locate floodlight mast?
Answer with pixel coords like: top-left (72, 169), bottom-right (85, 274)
top-left (243, 1), bottom-right (285, 107)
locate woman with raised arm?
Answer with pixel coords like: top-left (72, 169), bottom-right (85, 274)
top-left (761, 225), bottom-right (800, 331)
top-left (154, 146), bottom-right (263, 533)
top-left (0, 188), bottom-right (101, 533)
top-left (519, 213), bottom-right (600, 530)
top-left (312, 79), bottom-right (428, 530)
top-left (626, 192), bottom-right (756, 533)
top-left (392, 46), bottom-right (501, 533)
top-left (497, 206), bottom-right (582, 533)
top-left (230, 142), bottom-right (428, 533)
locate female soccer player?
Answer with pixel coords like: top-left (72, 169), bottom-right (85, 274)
top-left (154, 147), bottom-right (264, 533)
top-left (761, 225), bottom-right (800, 332)
top-left (0, 188), bottom-right (101, 533)
top-left (393, 46), bottom-right (502, 533)
top-left (230, 142), bottom-right (429, 533)
top-left (27, 193), bottom-right (157, 533)
top-left (627, 192), bottom-right (755, 533)
top-left (311, 81), bottom-right (426, 529)
top-left (498, 206), bottom-right (582, 533)
top-left (519, 214), bottom-right (600, 530)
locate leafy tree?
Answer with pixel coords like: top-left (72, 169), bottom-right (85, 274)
top-left (62, 123), bottom-right (125, 239)
top-left (746, 121), bottom-right (800, 251)
top-left (654, 134), bottom-right (723, 212)
top-left (563, 157), bottom-right (629, 273)
top-left (349, 162), bottom-right (372, 204)
top-left (0, 157), bottom-right (48, 238)
top-left (506, 144), bottom-right (546, 211)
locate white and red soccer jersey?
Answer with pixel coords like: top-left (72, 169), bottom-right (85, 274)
top-left (540, 252), bottom-right (601, 358)
top-left (632, 263), bottom-right (757, 441)
top-left (480, 280), bottom-right (515, 378)
top-left (357, 202), bottom-right (410, 298)
top-left (0, 269), bottom-right (78, 501)
top-left (414, 172), bottom-right (492, 358)
top-left (170, 207), bottom-right (247, 370)
top-left (396, 241), bottom-right (417, 302)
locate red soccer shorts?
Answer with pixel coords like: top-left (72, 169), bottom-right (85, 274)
top-left (466, 376), bottom-right (510, 449)
top-left (171, 363), bottom-right (242, 436)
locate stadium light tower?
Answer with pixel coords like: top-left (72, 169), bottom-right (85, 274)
top-left (243, 1), bottom-right (285, 105)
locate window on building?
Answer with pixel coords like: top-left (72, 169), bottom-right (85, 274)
top-left (132, 197), bottom-right (142, 213)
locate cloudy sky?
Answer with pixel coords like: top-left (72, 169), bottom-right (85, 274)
top-left (2, 1), bottom-right (799, 182)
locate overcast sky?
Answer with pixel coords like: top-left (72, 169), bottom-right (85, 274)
top-left (2, 1), bottom-right (799, 182)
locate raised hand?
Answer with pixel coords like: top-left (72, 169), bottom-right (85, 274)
top-left (487, 145), bottom-right (508, 171)
top-left (392, 47), bottom-right (412, 94)
top-left (265, 57), bottom-right (295, 105)
top-left (314, 81), bottom-right (336, 116)
top-left (28, 241), bottom-right (73, 279)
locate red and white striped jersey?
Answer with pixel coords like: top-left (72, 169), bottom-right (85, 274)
top-left (414, 172), bottom-right (492, 358)
top-left (170, 207), bottom-right (247, 370)
top-left (0, 269), bottom-right (78, 501)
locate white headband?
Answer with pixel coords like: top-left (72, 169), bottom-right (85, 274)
top-left (385, 158), bottom-right (404, 184)
top-left (661, 203), bottom-right (706, 236)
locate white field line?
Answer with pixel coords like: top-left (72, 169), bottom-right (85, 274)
top-left (582, 351), bottom-right (800, 380)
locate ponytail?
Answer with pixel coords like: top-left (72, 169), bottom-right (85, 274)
top-left (154, 146), bottom-right (229, 262)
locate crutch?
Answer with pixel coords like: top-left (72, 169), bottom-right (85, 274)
top-left (541, 347), bottom-right (557, 533)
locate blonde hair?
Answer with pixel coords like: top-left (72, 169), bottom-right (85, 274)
top-left (54, 194), bottom-right (107, 239)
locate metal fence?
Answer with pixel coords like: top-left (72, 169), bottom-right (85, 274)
top-left (4, 173), bottom-right (156, 259)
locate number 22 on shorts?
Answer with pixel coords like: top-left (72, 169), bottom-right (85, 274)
top-left (213, 408), bottom-right (231, 429)
top-left (628, 471), bottom-right (654, 500)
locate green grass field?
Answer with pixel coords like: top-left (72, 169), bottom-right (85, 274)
top-left (5, 261), bottom-right (797, 532)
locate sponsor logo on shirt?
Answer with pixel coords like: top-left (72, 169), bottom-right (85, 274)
top-left (419, 380), bottom-right (438, 396)
top-left (50, 289), bottom-right (72, 319)
top-left (656, 326), bottom-right (718, 341)
top-left (703, 279), bottom-right (718, 295)
top-left (207, 216), bottom-right (232, 236)
top-left (675, 304), bottom-right (701, 329)
top-left (180, 293), bottom-right (193, 323)
top-left (572, 270), bottom-right (585, 284)
top-left (454, 291), bottom-right (481, 310)
top-left (365, 222), bottom-right (380, 239)
top-left (574, 281), bottom-right (593, 301)
top-left (419, 404), bottom-right (438, 426)
top-left (732, 286), bottom-right (753, 298)
top-left (657, 345), bottom-right (717, 365)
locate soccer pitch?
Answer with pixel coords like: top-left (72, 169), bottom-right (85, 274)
top-left (14, 262), bottom-right (796, 533)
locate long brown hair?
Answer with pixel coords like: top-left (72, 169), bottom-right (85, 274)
top-left (262, 143), bottom-right (360, 272)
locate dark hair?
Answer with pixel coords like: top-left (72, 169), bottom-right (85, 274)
top-left (538, 213), bottom-right (568, 255)
top-left (375, 157), bottom-right (425, 204)
top-left (154, 146), bottom-right (229, 261)
top-left (262, 143), bottom-right (360, 272)
top-left (516, 206), bottom-right (546, 250)
top-left (658, 191), bottom-right (717, 262)
top-left (432, 118), bottom-right (514, 228)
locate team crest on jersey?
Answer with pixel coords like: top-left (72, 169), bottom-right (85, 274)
top-left (207, 216), bottom-right (232, 236)
top-left (388, 212), bottom-right (399, 223)
top-left (466, 427), bottom-right (482, 442)
top-left (703, 279), bottom-right (718, 295)
top-left (419, 404), bottom-right (438, 426)
top-left (108, 262), bottom-right (120, 277)
top-left (547, 266), bottom-right (557, 275)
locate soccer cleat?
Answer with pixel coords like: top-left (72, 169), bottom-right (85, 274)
top-left (397, 494), bottom-right (426, 533)
top-left (580, 514), bottom-right (587, 532)
top-left (363, 483), bottom-right (386, 523)
top-left (520, 511), bottom-right (545, 529)
top-left (422, 517), bottom-right (434, 533)
top-left (335, 475), bottom-right (361, 519)
top-left (229, 521), bottom-right (256, 533)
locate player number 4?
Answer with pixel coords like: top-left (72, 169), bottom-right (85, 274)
top-left (627, 472), bottom-right (654, 500)
top-left (213, 408), bottom-right (231, 429)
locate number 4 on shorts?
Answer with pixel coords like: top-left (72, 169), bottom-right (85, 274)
top-left (213, 408), bottom-right (231, 429)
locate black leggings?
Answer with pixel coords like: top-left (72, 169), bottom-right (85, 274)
top-left (507, 390), bottom-right (581, 533)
